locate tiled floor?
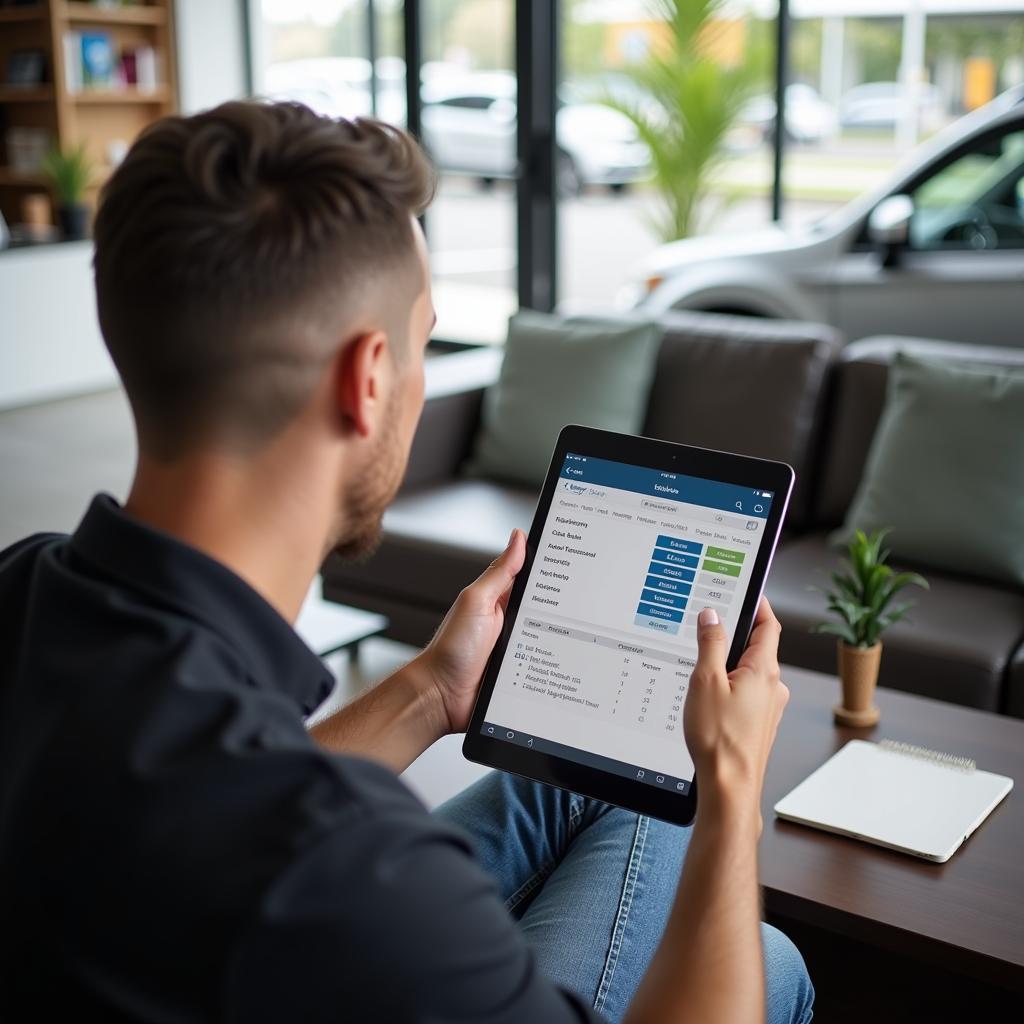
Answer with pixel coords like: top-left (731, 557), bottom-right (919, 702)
top-left (1, 387), bottom-right (136, 549)
top-left (0, 385), bottom-right (486, 807)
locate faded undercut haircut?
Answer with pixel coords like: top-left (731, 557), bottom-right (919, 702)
top-left (93, 100), bottom-right (435, 460)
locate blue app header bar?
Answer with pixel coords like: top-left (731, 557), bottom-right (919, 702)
top-left (560, 454), bottom-right (773, 519)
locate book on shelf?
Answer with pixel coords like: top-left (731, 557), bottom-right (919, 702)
top-left (81, 32), bottom-right (116, 88)
top-left (130, 46), bottom-right (159, 90)
top-left (63, 33), bottom-right (83, 93)
top-left (62, 32), bottom-right (160, 94)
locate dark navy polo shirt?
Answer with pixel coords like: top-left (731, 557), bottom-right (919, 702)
top-left (0, 495), bottom-right (598, 1022)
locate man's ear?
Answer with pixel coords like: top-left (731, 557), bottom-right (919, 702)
top-left (334, 329), bottom-right (389, 439)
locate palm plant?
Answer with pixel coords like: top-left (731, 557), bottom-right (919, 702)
top-left (41, 143), bottom-right (93, 206)
top-left (815, 529), bottom-right (928, 649)
top-left (604, 0), bottom-right (768, 241)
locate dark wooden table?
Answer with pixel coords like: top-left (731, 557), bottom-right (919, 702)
top-left (760, 666), bottom-right (1023, 994)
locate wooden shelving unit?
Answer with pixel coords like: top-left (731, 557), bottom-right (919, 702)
top-left (0, 6), bottom-right (47, 23)
top-left (63, 1), bottom-right (167, 25)
top-left (73, 86), bottom-right (170, 104)
top-left (0, 167), bottom-right (49, 186)
top-left (0, 86), bottom-right (55, 103)
top-left (0, 0), bottom-right (178, 228)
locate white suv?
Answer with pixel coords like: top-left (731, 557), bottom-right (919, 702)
top-left (627, 87), bottom-right (1024, 348)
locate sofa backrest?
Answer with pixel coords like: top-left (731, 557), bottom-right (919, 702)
top-left (643, 310), bottom-right (843, 531)
top-left (810, 335), bottom-right (1024, 529)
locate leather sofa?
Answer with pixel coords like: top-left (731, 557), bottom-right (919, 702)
top-left (322, 313), bottom-right (1024, 717)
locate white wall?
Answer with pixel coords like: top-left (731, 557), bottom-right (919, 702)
top-left (175, 0), bottom-right (250, 113)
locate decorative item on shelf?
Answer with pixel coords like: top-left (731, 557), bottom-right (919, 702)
top-left (6, 49), bottom-right (47, 88)
top-left (5, 126), bottom-right (50, 173)
top-left (20, 192), bottom-right (56, 243)
top-left (813, 528), bottom-right (928, 728)
top-left (106, 137), bottom-right (129, 167)
top-left (40, 143), bottom-right (94, 241)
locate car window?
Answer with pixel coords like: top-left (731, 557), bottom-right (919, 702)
top-left (436, 95), bottom-right (495, 111)
top-left (909, 127), bottom-right (1024, 251)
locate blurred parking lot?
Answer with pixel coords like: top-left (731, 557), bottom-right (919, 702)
top-left (429, 137), bottom-right (891, 341)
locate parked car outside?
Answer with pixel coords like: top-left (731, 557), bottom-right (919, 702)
top-left (738, 83), bottom-right (838, 146)
top-left (839, 80), bottom-right (946, 134)
top-left (623, 87), bottom-right (1024, 348)
top-left (264, 57), bottom-right (406, 126)
top-left (420, 71), bottom-right (650, 195)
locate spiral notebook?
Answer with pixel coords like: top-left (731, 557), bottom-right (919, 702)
top-left (774, 739), bottom-right (1014, 863)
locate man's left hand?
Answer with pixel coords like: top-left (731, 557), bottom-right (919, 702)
top-left (416, 528), bottom-right (526, 734)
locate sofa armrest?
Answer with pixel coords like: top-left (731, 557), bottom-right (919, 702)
top-left (400, 347), bottom-right (503, 493)
top-left (1005, 640), bottom-right (1024, 719)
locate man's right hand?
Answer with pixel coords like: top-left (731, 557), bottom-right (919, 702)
top-left (626, 597), bottom-right (791, 1024)
top-left (683, 597), bottom-right (789, 833)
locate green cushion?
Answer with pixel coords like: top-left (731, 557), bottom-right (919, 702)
top-left (467, 311), bottom-right (661, 487)
top-left (835, 352), bottom-right (1024, 589)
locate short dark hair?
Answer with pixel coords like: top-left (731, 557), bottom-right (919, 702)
top-left (93, 101), bottom-right (434, 459)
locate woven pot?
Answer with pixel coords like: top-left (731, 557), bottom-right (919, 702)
top-left (834, 640), bottom-right (881, 728)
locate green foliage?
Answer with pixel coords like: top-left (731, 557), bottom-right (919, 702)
top-left (602, 0), bottom-right (768, 241)
top-left (564, 0), bottom-right (608, 79)
top-left (41, 143), bottom-right (92, 205)
top-left (846, 20), bottom-right (901, 84)
top-left (814, 528), bottom-right (928, 649)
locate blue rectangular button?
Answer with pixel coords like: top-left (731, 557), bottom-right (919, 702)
top-left (641, 588), bottom-right (687, 610)
top-left (634, 613), bottom-right (680, 636)
top-left (656, 535), bottom-right (703, 555)
top-left (651, 548), bottom-right (699, 569)
top-left (636, 602), bottom-right (685, 623)
top-left (647, 561), bottom-right (696, 583)
top-left (645, 575), bottom-right (692, 596)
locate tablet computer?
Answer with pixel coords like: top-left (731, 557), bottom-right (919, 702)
top-left (463, 425), bottom-right (794, 827)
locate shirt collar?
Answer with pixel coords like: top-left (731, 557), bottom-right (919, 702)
top-left (70, 494), bottom-right (335, 717)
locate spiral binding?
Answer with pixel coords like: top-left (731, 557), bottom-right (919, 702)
top-left (879, 739), bottom-right (976, 773)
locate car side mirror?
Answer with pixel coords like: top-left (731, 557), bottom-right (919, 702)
top-left (868, 195), bottom-right (914, 268)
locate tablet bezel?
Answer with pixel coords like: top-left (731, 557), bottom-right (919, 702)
top-left (462, 425), bottom-right (795, 827)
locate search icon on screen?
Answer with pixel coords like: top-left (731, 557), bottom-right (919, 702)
top-left (735, 501), bottom-right (743, 510)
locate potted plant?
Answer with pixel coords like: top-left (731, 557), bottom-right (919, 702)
top-left (815, 528), bottom-right (928, 727)
top-left (41, 143), bottom-right (93, 241)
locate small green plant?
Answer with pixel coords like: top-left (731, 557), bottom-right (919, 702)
top-left (815, 528), bottom-right (928, 648)
top-left (41, 143), bottom-right (93, 206)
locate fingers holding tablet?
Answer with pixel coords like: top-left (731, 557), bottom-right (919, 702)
top-left (685, 596), bottom-right (790, 814)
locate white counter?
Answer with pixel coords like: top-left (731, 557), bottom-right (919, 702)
top-left (0, 241), bottom-right (116, 410)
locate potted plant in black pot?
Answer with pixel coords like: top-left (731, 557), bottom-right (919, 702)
top-left (41, 143), bottom-right (93, 241)
top-left (815, 528), bottom-right (928, 727)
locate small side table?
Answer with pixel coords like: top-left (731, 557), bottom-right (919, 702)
top-left (295, 580), bottom-right (388, 662)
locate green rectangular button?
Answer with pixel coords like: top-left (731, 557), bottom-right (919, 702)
top-left (702, 559), bottom-right (742, 578)
top-left (706, 546), bottom-right (745, 564)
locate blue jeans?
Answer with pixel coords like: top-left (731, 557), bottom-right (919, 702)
top-left (435, 771), bottom-right (814, 1024)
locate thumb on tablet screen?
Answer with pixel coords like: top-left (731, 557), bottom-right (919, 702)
top-left (694, 608), bottom-right (727, 683)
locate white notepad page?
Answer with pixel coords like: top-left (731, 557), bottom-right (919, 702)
top-left (774, 739), bottom-right (1014, 862)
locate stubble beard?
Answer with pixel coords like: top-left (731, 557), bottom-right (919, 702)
top-left (329, 393), bottom-right (406, 563)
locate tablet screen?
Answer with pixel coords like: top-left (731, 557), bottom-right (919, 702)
top-left (476, 452), bottom-right (777, 798)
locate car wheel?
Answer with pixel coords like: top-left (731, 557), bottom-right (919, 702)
top-left (557, 150), bottom-right (583, 198)
top-left (608, 182), bottom-right (628, 195)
